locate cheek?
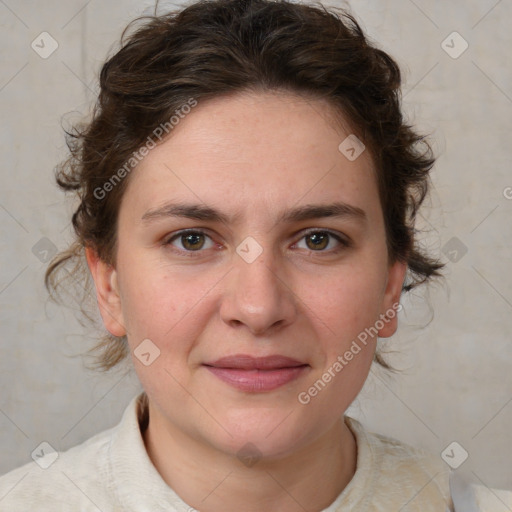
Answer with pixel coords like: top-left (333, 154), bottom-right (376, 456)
top-left (119, 266), bottom-right (219, 392)
top-left (116, 257), bottom-right (217, 343)
top-left (296, 267), bottom-right (384, 415)
top-left (301, 263), bottom-right (387, 348)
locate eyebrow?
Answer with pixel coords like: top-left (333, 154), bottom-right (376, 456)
top-left (141, 201), bottom-right (367, 225)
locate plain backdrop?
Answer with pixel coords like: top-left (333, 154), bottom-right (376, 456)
top-left (1, 0), bottom-right (511, 493)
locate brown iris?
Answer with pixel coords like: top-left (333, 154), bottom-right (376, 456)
top-left (305, 232), bottom-right (329, 251)
top-left (181, 232), bottom-right (206, 250)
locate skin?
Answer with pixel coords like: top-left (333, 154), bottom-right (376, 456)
top-left (86, 90), bottom-right (406, 512)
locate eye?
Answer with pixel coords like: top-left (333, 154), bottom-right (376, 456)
top-left (294, 230), bottom-right (349, 253)
top-left (162, 228), bottom-right (350, 256)
top-left (163, 230), bottom-right (215, 252)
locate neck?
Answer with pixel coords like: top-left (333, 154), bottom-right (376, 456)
top-left (142, 402), bottom-right (357, 512)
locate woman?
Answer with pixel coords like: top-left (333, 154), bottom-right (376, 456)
top-left (1, 0), bottom-right (505, 510)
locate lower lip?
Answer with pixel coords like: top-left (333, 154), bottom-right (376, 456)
top-left (204, 365), bottom-right (309, 392)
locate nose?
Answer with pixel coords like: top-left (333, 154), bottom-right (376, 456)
top-left (219, 247), bottom-right (298, 336)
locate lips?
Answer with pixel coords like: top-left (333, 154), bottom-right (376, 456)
top-left (203, 354), bottom-right (309, 392)
top-left (203, 354), bottom-right (307, 370)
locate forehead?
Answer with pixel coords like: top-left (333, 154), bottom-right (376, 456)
top-left (120, 91), bottom-right (380, 224)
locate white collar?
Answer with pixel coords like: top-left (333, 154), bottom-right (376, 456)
top-left (107, 392), bottom-right (374, 511)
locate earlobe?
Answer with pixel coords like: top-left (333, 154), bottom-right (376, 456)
top-left (85, 247), bottom-right (127, 337)
top-left (378, 260), bottom-right (407, 338)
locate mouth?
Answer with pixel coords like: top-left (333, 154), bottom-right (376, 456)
top-left (202, 354), bottom-right (310, 392)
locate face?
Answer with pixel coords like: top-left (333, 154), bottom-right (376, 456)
top-left (87, 91), bottom-right (405, 459)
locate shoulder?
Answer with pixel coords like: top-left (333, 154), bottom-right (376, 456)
top-left (0, 396), bottom-right (141, 512)
top-left (357, 426), bottom-right (512, 512)
top-left (0, 427), bottom-right (115, 512)
top-left (449, 469), bottom-right (512, 512)
top-left (474, 485), bottom-right (512, 511)
top-left (345, 416), bottom-right (453, 511)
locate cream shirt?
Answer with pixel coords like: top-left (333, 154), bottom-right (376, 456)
top-left (0, 392), bottom-right (507, 511)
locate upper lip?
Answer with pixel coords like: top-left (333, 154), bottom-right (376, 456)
top-left (203, 354), bottom-right (307, 370)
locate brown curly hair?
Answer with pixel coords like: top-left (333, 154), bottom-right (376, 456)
top-left (46, 0), bottom-right (443, 372)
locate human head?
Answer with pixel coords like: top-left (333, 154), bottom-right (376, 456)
top-left (46, 0), bottom-right (442, 372)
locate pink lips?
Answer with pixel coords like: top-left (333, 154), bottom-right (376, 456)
top-left (203, 354), bottom-right (309, 392)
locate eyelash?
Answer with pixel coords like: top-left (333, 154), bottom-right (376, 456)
top-left (162, 228), bottom-right (351, 257)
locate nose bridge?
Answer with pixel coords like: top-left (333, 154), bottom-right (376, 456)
top-left (220, 241), bottom-right (296, 334)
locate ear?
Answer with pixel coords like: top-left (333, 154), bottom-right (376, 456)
top-left (378, 260), bottom-right (407, 338)
top-left (85, 246), bottom-right (126, 337)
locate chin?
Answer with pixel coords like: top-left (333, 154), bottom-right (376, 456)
top-left (205, 412), bottom-right (316, 463)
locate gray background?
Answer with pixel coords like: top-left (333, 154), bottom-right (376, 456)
top-left (1, 0), bottom-right (511, 493)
